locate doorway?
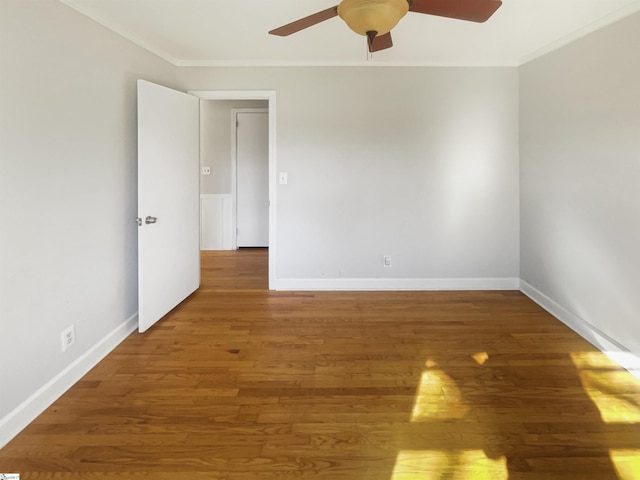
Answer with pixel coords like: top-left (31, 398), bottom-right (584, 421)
top-left (190, 90), bottom-right (276, 289)
top-left (233, 108), bottom-right (269, 248)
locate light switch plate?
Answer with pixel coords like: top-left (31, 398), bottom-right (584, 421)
top-left (201, 166), bottom-right (211, 175)
top-left (279, 172), bottom-right (288, 184)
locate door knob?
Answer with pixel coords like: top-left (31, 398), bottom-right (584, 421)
top-left (145, 216), bottom-right (158, 224)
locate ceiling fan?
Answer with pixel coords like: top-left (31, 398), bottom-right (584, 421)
top-left (269, 0), bottom-right (502, 52)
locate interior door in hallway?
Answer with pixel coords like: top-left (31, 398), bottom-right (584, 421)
top-left (235, 110), bottom-right (269, 248)
top-left (137, 80), bottom-right (200, 332)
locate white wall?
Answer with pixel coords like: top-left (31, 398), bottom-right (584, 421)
top-left (0, 0), bottom-right (177, 445)
top-left (180, 67), bottom-right (520, 287)
top-left (520, 13), bottom-right (640, 354)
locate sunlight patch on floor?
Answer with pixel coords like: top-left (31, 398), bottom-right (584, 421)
top-left (610, 449), bottom-right (640, 480)
top-left (391, 449), bottom-right (507, 480)
top-left (605, 351), bottom-right (640, 380)
top-left (471, 351), bottom-right (489, 365)
top-left (571, 352), bottom-right (640, 423)
top-left (572, 351), bottom-right (629, 370)
top-left (411, 369), bottom-right (470, 421)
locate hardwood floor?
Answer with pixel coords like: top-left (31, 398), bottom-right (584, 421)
top-left (2, 249), bottom-right (640, 479)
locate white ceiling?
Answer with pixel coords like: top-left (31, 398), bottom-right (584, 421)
top-left (60, 0), bottom-right (640, 66)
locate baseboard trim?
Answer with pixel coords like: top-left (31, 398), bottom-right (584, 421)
top-left (0, 313), bottom-right (138, 449)
top-left (274, 277), bottom-right (520, 291)
top-left (519, 280), bottom-right (639, 375)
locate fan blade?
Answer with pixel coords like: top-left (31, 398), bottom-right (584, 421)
top-left (409, 0), bottom-right (502, 23)
top-left (269, 5), bottom-right (339, 36)
top-left (369, 32), bottom-right (393, 52)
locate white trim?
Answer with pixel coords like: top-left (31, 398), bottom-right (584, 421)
top-left (190, 91), bottom-right (276, 100)
top-left (189, 91), bottom-right (277, 290)
top-left (274, 277), bottom-right (520, 291)
top-left (519, 280), bottom-right (634, 356)
top-left (520, 280), bottom-right (640, 377)
top-left (0, 314), bottom-right (138, 449)
top-left (176, 60), bottom-right (517, 68)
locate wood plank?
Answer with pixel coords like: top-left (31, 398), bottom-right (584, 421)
top-left (1, 249), bottom-right (639, 479)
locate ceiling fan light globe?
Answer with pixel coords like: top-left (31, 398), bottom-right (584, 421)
top-left (337, 0), bottom-right (409, 36)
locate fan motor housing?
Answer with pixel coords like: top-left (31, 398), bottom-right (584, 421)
top-left (337, 0), bottom-right (410, 36)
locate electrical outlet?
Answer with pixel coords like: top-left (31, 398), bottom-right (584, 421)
top-left (383, 255), bottom-right (392, 267)
top-left (201, 166), bottom-right (211, 175)
top-left (61, 325), bottom-right (75, 352)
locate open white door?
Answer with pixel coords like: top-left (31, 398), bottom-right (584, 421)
top-left (137, 80), bottom-right (200, 332)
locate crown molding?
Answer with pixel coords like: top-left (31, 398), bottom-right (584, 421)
top-left (518, 0), bottom-right (640, 65)
top-left (59, 0), bottom-right (179, 65)
top-left (175, 60), bottom-right (517, 68)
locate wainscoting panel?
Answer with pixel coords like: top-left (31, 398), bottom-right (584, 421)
top-left (200, 194), bottom-right (233, 250)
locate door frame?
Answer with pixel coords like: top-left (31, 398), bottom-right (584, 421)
top-left (189, 90), bottom-right (276, 290)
